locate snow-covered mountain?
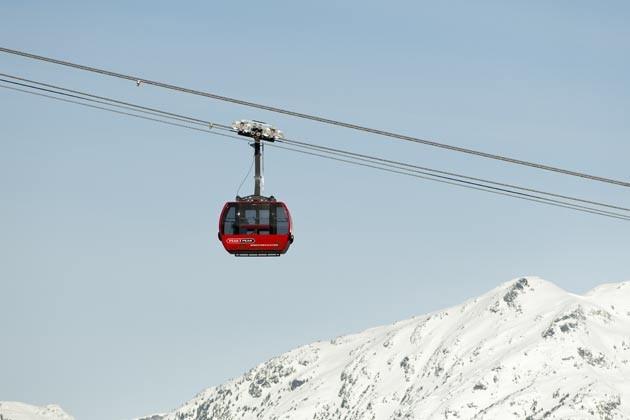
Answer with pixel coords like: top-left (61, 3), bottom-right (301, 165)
top-left (0, 402), bottom-right (74, 420)
top-left (139, 277), bottom-right (630, 420)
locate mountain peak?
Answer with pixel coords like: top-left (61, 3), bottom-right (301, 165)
top-left (491, 276), bottom-right (568, 300)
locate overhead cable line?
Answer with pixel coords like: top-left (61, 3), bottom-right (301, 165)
top-left (2, 79), bottom-right (629, 222)
top-left (0, 83), bottom-right (235, 139)
top-left (0, 73), bottom-right (230, 130)
top-left (278, 137), bottom-right (630, 213)
top-left (272, 143), bottom-right (630, 221)
top-left (2, 73), bottom-right (627, 214)
top-left (2, 46), bottom-right (628, 188)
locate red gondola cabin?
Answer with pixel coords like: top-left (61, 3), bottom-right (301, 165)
top-left (218, 200), bottom-right (293, 256)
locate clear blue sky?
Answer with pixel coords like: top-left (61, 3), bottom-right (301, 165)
top-left (1, 1), bottom-right (628, 420)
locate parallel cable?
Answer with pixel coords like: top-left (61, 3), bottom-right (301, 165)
top-left (0, 74), bottom-right (230, 130)
top-left (2, 73), bottom-right (627, 214)
top-left (270, 144), bottom-right (630, 221)
top-left (0, 84), bottom-right (237, 139)
top-left (278, 137), bottom-right (630, 213)
top-left (2, 46), bottom-right (628, 188)
top-left (2, 80), bottom-right (629, 222)
top-left (273, 141), bottom-right (630, 219)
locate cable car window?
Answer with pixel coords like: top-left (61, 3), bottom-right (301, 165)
top-left (238, 204), bottom-right (272, 235)
top-left (276, 205), bottom-right (289, 234)
top-left (241, 207), bottom-right (270, 224)
top-left (222, 206), bottom-right (236, 234)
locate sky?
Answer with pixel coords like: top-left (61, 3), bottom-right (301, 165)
top-left (1, 1), bottom-right (629, 420)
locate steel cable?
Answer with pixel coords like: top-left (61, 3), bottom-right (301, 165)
top-left (2, 80), bottom-right (629, 222)
top-left (2, 73), bottom-right (627, 214)
top-left (2, 47), bottom-right (628, 187)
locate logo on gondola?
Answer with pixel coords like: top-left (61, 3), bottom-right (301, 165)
top-left (227, 238), bottom-right (255, 244)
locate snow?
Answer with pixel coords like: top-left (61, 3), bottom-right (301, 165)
top-left (138, 276), bottom-right (630, 420)
top-left (0, 402), bottom-right (74, 420)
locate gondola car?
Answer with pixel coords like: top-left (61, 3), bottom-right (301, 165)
top-left (218, 199), bottom-right (293, 256)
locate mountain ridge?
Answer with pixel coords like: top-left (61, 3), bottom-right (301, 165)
top-left (139, 276), bottom-right (630, 420)
top-left (0, 402), bottom-right (74, 420)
